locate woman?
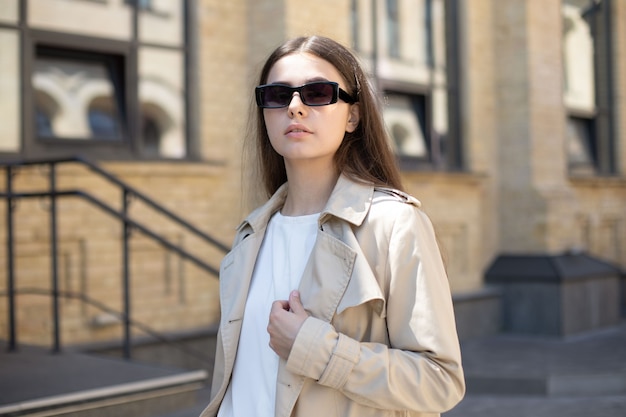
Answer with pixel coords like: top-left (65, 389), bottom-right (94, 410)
top-left (200, 35), bottom-right (464, 417)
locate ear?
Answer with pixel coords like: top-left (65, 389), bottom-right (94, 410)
top-left (345, 103), bottom-right (360, 133)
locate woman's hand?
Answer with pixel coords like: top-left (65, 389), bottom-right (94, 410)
top-left (268, 290), bottom-right (309, 359)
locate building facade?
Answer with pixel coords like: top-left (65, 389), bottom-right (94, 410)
top-left (0, 0), bottom-right (625, 349)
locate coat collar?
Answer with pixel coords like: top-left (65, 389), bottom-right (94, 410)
top-left (238, 174), bottom-right (375, 234)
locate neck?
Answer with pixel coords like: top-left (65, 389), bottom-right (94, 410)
top-left (282, 161), bottom-right (339, 216)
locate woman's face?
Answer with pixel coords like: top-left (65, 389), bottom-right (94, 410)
top-left (263, 52), bottom-right (359, 170)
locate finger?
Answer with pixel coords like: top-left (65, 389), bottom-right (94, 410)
top-left (288, 290), bottom-right (305, 314)
top-left (271, 300), bottom-right (290, 312)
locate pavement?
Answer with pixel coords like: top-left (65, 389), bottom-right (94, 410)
top-left (443, 320), bottom-right (626, 417)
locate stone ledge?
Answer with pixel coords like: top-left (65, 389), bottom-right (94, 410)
top-left (485, 253), bottom-right (624, 336)
top-left (485, 252), bottom-right (623, 283)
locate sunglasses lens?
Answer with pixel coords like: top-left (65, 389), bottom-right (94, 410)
top-left (261, 85), bottom-right (293, 108)
top-left (301, 83), bottom-right (335, 105)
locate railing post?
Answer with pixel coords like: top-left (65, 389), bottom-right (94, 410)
top-left (6, 166), bottom-right (16, 352)
top-left (50, 162), bottom-right (61, 353)
top-left (1, 157), bottom-right (226, 360)
top-left (122, 189), bottom-right (131, 359)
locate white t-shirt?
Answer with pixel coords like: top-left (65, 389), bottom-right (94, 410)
top-left (218, 211), bottom-right (320, 417)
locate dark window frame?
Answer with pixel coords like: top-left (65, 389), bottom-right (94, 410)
top-left (12, 0), bottom-right (197, 162)
top-left (22, 29), bottom-right (141, 159)
top-left (444, 0), bottom-right (463, 171)
top-left (23, 30), bottom-right (139, 160)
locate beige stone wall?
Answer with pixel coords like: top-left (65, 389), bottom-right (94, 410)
top-left (285, 0), bottom-right (352, 43)
top-left (198, 0), bottom-right (250, 165)
top-left (402, 172), bottom-right (489, 294)
top-left (2, 0), bottom-right (626, 347)
top-left (493, 0), bottom-right (568, 253)
top-left (570, 178), bottom-right (626, 265)
top-left (457, 0), bottom-right (500, 277)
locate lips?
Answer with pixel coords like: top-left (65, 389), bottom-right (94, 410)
top-left (285, 124), bottom-right (312, 135)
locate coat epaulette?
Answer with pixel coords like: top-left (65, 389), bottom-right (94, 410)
top-left (373, 187), bottom-right (421, 207)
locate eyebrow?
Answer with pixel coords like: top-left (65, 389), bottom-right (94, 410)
top-left (268, 76), bottom-right (331, 86)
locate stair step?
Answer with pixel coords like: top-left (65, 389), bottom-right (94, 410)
top-left (465, 372), bottom-right (626, 396)
top-left (0, 344), bottom-right (208, 417)
top-left (460, 322), bottom-right (626, 397)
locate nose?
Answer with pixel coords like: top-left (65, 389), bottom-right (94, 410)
top-left (288, 92), bottom-right (306, 117)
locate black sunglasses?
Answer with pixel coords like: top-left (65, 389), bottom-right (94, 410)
top-left (255, 81), bottom-right (357, 108)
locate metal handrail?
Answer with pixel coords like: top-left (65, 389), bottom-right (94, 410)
top-left (2, 189), bottom-right (221, 275)
top-left (0, 287), bottom-right (215, 366)
top-left (2, 155), bottom-right (230, 252)
top-left (1, 156), bottom-right (230, 358)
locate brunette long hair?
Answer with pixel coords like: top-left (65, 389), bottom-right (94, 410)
top-left (244, 35), bottom-right (404, 204)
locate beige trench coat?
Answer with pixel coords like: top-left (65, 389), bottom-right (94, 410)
top-left (199, 175), bottom-right (465, 417)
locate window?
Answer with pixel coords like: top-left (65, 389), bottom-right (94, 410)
top-left (351, 0), bottom-right (462, 171)
top-left (562, 0), bottom-right (617, 175)
top-left (12, 0), bottom-right (192, 160)
top-left (386, 94), bottom-right (427, 158)
top-left (33, 47), bottom-right (125, 141)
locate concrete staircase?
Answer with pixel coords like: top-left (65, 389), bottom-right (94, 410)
top-left (459, 322), bottom-right (626, 398)
top-left (442, 321), bottom-right (626, 417)
top-left (0, 344), bottom-right (208, 417)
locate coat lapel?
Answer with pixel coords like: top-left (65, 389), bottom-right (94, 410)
top-left (298, 230), bottom-right (357, 321)
top-left (216, 230), bottom-right (265, 392)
